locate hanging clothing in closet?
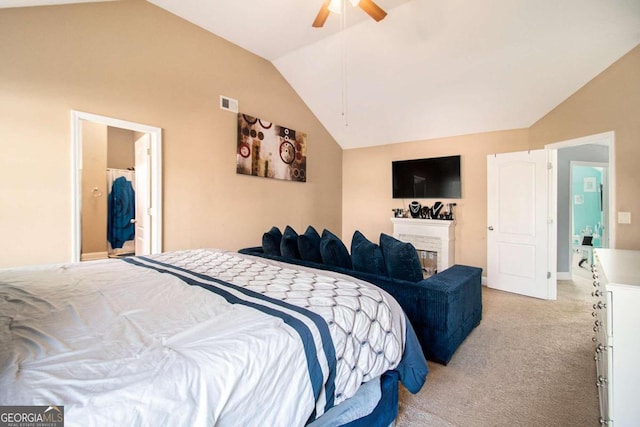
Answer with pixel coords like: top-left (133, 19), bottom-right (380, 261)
top-left (107, 169), bottom-right (135, 251)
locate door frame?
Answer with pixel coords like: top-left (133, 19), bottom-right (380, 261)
top-left (71, 110), bottom-right (163, 262)
top-left (546, 131), bottom-right (616, 279)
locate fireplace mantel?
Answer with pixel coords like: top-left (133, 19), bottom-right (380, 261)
top-left (390, 217), bottom-right (455, 273)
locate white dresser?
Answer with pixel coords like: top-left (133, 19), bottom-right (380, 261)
top-left (592, 249), bottom-right (640, 426)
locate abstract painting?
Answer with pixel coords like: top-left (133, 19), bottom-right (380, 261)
top-left (236, 113), bottom-right (307, 182)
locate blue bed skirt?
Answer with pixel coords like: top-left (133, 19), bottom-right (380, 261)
top-left (308, 370), bottom-right (400, 427)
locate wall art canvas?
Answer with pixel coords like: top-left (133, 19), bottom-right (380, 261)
top-left (236, 113), bottom-right (307, 182)
top-left (583, 176), bottom-right (596, 192)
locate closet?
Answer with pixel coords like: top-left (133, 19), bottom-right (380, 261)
top-left (80, 124), bottom-right (144, 260)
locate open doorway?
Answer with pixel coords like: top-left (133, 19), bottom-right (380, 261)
top-left (546, 131), bottom-right (614, 281)
top-left (71, 111), bottom-right (163, 263)
top-left (570, 161), bottom-right (608, 277)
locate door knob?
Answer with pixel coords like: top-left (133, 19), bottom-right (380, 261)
top-left (488, 226), bottom-right (494, 231)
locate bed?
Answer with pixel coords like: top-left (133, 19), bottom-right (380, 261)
top-left (0, 249), bottom-right (427, 426)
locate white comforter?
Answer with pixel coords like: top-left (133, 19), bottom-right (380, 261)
top-left (0, 249), bottom-right (406, 426)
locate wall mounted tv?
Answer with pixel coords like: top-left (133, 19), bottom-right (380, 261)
top-left (392, 155), bottom-right (461, 199)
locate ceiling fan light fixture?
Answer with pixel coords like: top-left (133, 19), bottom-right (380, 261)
top-left (313, 0), bottom-right (386, 27)
top-left (328, 0), bottom-right (342, 14)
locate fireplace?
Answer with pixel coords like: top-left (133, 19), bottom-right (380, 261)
top-left (417, 249), bottom-right (438, 277)
top-left (391, 217), bottom-right (455, 275)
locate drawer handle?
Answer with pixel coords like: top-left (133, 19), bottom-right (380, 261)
top-left (592, 290), bottom-right (603, 297)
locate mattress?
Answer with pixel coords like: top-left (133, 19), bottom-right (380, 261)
top-left (0, 249), bottom-right (427, 426)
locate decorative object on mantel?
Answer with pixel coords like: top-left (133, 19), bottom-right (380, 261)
top-left (392, 208), bottom-right (407, 218)
top-left (396, 202), bottom-right (457, 220)
top-left (236, 113), bottom-right (307, 182)
top-left (444, 203), bottom-right (457, 220)
top-left (420, 206), bottom-right (429, 219)
top-left (408, 201), bottom-right (422, 218)
top-left (431, 201), bottom-right (443, 219)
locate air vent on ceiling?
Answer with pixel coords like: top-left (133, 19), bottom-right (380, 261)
top-left (220, 95), bottom-right (238, 113)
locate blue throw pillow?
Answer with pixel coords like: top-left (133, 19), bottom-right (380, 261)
top-left (280, 225), bottom-right (300, 259)
top-left (320, 229), bottom-right (352, 269)
top-left (351, 230), bottom-right (387, 276)
top-left (298, 226), bottom-right (322, 263)
top-left (262, 226), bottom-right (282, 256)
top-left (379, 233), bottom-right (423, 282)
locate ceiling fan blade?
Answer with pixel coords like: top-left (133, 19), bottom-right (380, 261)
top-left (312, 0), bottom-right (331, 27)
top-left (358, 0), bottom-right (387, 22)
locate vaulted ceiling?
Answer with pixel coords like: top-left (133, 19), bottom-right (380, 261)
top-left (3, 0), bottom-right (640, 149)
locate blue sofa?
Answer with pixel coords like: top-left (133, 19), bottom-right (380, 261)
top-left (239, 230), bottom-right (482, 365)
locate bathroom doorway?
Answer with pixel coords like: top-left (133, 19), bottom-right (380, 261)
top-left (570, 161), bottom-right (608, 275)
top-left (71, 111), bottom-right (163, 262)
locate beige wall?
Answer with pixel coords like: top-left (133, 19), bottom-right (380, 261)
top-left (342, 130), bottom-right (530, 272)
top-left (343, 44), bottom-right (640, 274)
top-left (81, 122), bottom-right (108, 255)
top-left (530, 44), bottom-right (640, 250)
top-left (107, 126), bottom-right (135, 170)
top-left (2, 1), bottom-right (636, 270)
top-left (0, 0), bottom-right (342, 267)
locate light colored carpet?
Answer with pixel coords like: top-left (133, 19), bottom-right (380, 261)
top-left (396, 261), bottom-right (599, 427)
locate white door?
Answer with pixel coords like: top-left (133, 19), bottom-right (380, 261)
top-left (135, 134), bottom-right (151, 255)
top-left (487, 150), bottom-right (556, 300)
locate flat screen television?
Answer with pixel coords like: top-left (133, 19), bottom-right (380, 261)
top-left (392, 155), bottom-right (461, 199)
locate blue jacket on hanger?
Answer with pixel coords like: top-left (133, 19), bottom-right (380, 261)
top-left (107, 176), bottom-right (135, 249)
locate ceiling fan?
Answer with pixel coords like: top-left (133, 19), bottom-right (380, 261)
top-left (312, 0), bottom-right (387, 28)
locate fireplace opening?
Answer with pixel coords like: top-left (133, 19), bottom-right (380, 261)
top-left (417, 249), bottom-right (438, 278)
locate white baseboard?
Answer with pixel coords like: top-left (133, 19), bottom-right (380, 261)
top-left (81, 251), bottom-right (108, 261)
top-left (483, 273), bottom-right (573, 284)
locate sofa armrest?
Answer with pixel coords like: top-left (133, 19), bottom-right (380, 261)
top-left (354, 265), bottom-right (482, 364)
top-left (412, 265), bottom-right (483, 363)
